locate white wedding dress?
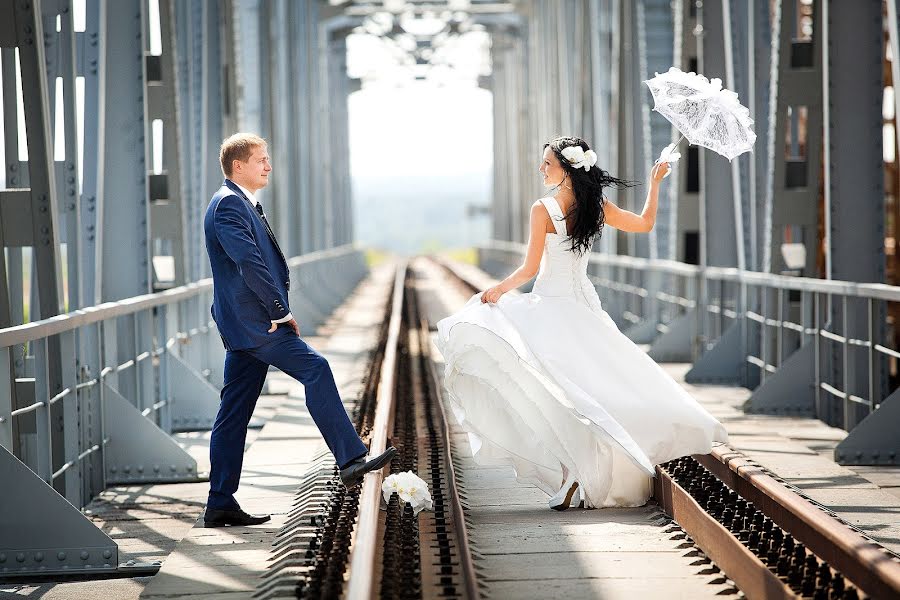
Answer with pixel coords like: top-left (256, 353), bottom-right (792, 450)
top-left (435, 196), bottom-right (728, 508)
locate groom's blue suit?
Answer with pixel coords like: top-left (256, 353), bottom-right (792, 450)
top-left (203, 179), bottom-right (367, 511)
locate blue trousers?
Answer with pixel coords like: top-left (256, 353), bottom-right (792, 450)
top-left (207, 328), bottom-right (368, 510)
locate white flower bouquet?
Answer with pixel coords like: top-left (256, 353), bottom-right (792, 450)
top-left (381, 471), bottom-right (434, 516)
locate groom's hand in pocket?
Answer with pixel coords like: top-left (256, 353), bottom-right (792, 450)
top-left (268, 318), bottom-right (301, 336)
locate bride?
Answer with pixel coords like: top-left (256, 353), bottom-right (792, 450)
top-left (436, 136), bottom-right (728, 510)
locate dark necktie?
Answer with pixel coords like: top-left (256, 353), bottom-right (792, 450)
top-left (254, 201), bottom-right (285, 258)
top-left (254, 202), bottom-right (272, 230)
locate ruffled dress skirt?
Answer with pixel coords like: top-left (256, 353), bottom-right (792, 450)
top-left (435, 292), bottom-right (729, 508)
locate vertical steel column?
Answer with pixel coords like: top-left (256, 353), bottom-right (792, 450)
top-left (602, 0), bottom-right (622, 256)
top-left (151, 0), bottom-right (187, 291)
top-left (641, 0), bottom-right (676, 260)
top-left (762, 0), bottom-right (822, 276)
top-left (747, 0), bottom-right (771, 273)
top-left (13, 0), bottom-right (64, 319)
top-left (671, 0), bottom-right (700, 266)
top-left (487, 27), bottom-right (511, 242)
top-left (101, 0), bottom-right (150, 302)
top-left (290, 0), bottom-right (312, 253)
top-left (823, 0), bottom-right (886, 433)
top-left (296, 0), bottom-right (315, 253)
top-left (10, 0), bottom-right (69, 497)
top-left (41, 0), bottom-right (82, 312)
top-left (77, 0), bottom-right (106, 500)
top-left (100, 0), bottom-right (149, 415)
top-left (697, 0), bottom-right (739, 270)
top-left (201, 0), bottom-right (225, 270)
top-left (268, 0), bottom-right (291, 251)
top-left (1, 9), bottom-right (25, 462)
top-left (173, 0), bottom-right (198, 281)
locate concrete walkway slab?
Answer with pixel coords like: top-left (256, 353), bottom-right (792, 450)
top-left (0, 264), bottom-right (394, 600)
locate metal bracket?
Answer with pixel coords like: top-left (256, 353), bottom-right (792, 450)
top-left (835, 388), bottom-right (900, 466)
top-left (0, 445), bottom-right (118, 577)
top-left (103, 384), bottom-right (201, 484)
top-left (648, 308), bottom-right (696, 363)
top-left (167, 350), bottom-right (221, 432)
top-left (744, 342), bottom-right (816, 416)
top-left (685, 321), bottom-right (744, 385)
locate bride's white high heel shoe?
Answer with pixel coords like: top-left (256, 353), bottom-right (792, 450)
top-left (572, 484), bottom-right (584, 508)
top-left (548, 475), bottom-right (580, 511)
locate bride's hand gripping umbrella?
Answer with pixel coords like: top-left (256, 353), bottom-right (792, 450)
top-left (644, 67), bottom-right (757, 177)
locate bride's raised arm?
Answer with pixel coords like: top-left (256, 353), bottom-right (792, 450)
top-left (480, 200), bottom-right (549, 304)
top-left (604, 161), bottom-right (669, 233)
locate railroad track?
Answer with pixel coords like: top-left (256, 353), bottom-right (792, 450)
top-left (256, 256), bottom-right (900, 599)
top-left (433, 254), bottom-right (900, 600)
top-left (255, 261), bottom-right (477, 600)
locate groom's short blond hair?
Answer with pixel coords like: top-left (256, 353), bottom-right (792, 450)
top-left (220, 133), bottom-right (267, 177)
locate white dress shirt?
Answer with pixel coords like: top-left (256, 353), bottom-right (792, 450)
top-left (233, 182), bottom-right (293, 325)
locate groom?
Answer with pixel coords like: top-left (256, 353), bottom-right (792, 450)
top-left (202, 132), bottom-right (396, 527)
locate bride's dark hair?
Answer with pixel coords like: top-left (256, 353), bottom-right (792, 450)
top-left (544, 136), bottom-right (636, 255)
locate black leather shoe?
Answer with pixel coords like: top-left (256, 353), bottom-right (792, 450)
top-left (203, 507), bottom-right (271, 527)
top-left (340, 446), bottom-right (398, 488)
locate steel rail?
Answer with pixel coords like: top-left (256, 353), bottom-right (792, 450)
top-left (421, 311), bottom-right (482, 600)
top-left (695, 447), bottom-right (900, 600)
top-left (345, 261), bottom-right (407, 599)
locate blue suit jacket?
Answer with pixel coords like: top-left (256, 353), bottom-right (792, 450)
top-left (204, 179), bottom-right (291, 350)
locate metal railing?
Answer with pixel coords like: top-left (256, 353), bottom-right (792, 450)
top-left (476, 242), bottom-right (897, 465)
top-left (0, 245), bottom-right (368, 511)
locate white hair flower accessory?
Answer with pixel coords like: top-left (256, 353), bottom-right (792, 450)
top-left (382, 471), bottom-right (434, 515)
top-left (560, 146), bottom-right (598, 172)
